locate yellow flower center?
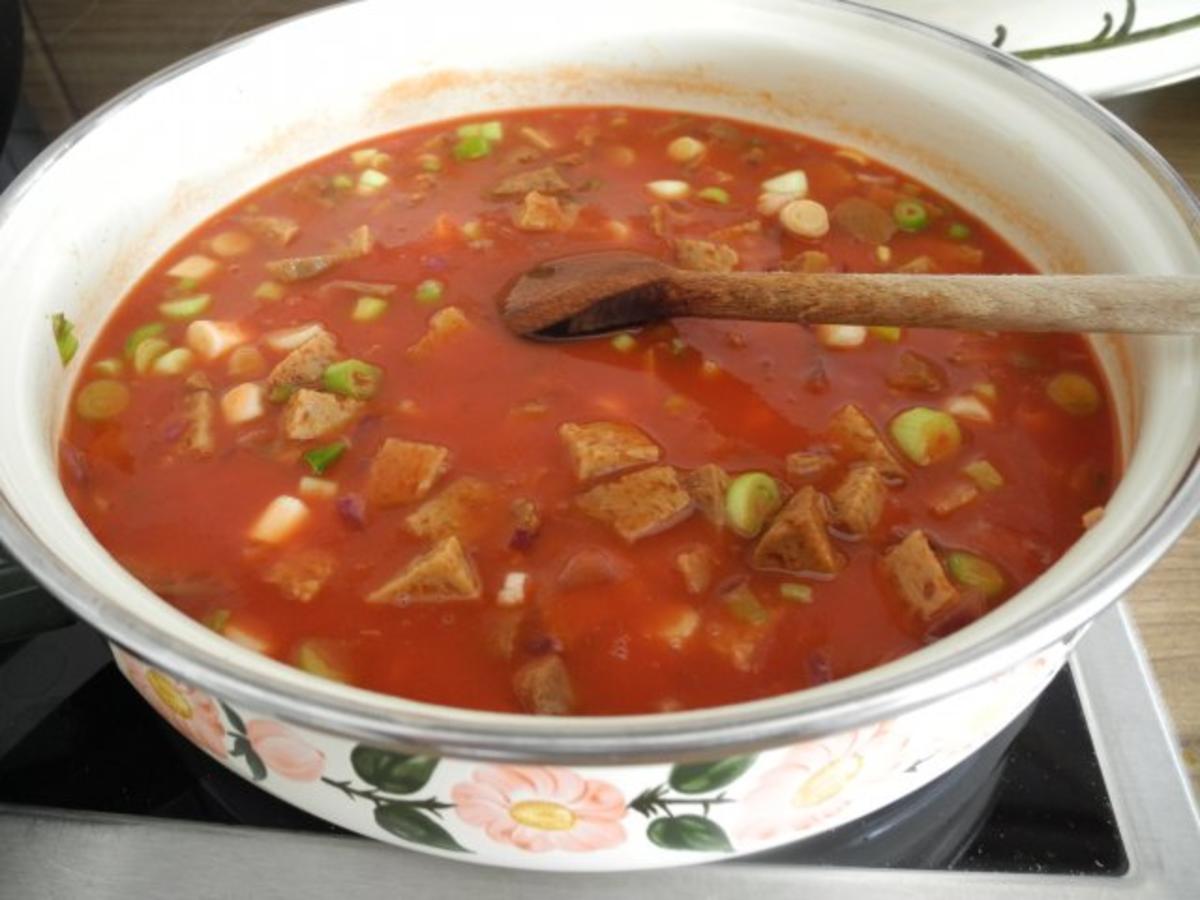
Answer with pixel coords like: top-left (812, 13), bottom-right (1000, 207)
top-left (146, 669), bottom-right (193, 719)
top-left (793, 753), bottom-right (864, 807)
top-left (509, 800), bottom-right (577, 831)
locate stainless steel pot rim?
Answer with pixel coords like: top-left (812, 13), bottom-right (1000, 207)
top-left (0, 0), bottom-right (1197, 764)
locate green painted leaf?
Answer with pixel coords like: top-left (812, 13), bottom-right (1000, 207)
top-left (244, 744), bottom-right (268, 782)
top-left (374, 803), bottom-right (468, 853)
top-left (668, 755), bottom-right (757, 794)
top-left (351, 746), bottom-right (440, 794)
top-left (220, 701), bottom-right (247, 735)
top-left (647, 815), bottom-right (734, 853)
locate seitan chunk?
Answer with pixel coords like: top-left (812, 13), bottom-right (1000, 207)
top-left (281, 389), bottom-right (362, 441)
top-left (265, 253), bottom-right (339, 283)
top-left (831, 465), bottom-right (887, 536)
top-left (491, 166), bottom-right (570, 197)
top-left (886, 350), bottom-right (947, 393)
top-left (684, 463), bottom-right (731, 526)
top-left (407, 306), bottom-right (470, 357)
top-left (178, 390), bottom-right (216, 457)
top-left (575, 465), bottom-right (693, 543)
top-left (263, 549), bottom-right (336, 603)
top-left (930, 480), bottom-right (979, 517)
top-left (240, 214), bottom-right (299, 246)
top-left (883, 530), bottom-right (958, 619)
top-left (366, 437), bottom-right (449, 507)
top-left (675, 547), bottom-right (714, 594)
top-left (512, 190), bottom-right (577, 232)
top-left (752, 486), bottom-right (845, 575)
top-left (268, 331), bottom-right (337, 389)
top-left (513, 654), bottom-right (576, 715)
top-left (404, 477), bottom-right (495, 541)
top-left (674, 237), bottom-right (738, 273)
top-left (786, 450), bottom-right (836, 483)
top-left (827, 404), bottom-right (906, 481)
top-left (366, 535), bottom-right (482, 604)
top-left (557, 548), bottom-right (628, 590)
top-left (558, 421), bottom-right (660, 481)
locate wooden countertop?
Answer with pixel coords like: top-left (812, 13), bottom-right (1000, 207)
top-left (15, 1), bottom-right (1200, 793)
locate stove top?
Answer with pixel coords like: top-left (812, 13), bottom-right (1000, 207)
top-left (1, 117), bottom-right (1198, 899)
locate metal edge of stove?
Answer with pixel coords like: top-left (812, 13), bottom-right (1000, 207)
top-left (0, 602), bottom-right (1197, 899)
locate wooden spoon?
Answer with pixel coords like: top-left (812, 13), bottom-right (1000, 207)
top-left (500, 250), bottom-right (1200, 338)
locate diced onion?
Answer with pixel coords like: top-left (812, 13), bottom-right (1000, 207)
top-left (761, 170), bottom-right (808, 196)
top-left (497, 572), bottom-right (529, 607)
top-left (186, 320), bottom-right (246, 360)
top-left (167, 254), bottom-right (219, 283)
top-left (221, 382), bottom-right (265, 425)
top-left (248, 495), bottom-right (310, 544)
top-left (944, 394), bottom-right (994, 424)
top-left (299, 476), bottom-right (338, 500)
top-left (151, 347), bottom-right (195, 376)
top-left (210, 231), bottom-right (254, 257)
top-left (356, 168), bottom-right (391, 196)
top-left (815, 324), bottom-right (867, 348)
top-left (666, 136), bottom-right (706, 164)
top-left (646, 179), bottom-right (691, 201)
top-left (1046, 372), bottom-right (1100, 416)
top-left (264, 322), bottom-right (324, 353)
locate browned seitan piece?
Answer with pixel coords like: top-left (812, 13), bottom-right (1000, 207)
top-left (281, 389), bottom-right (362, 441)
top-left (263, 549), bottom-right (336, 603)
top-left (683, 463), bottom-right (730, 526)
top-left (366, 536), bottom-right (482, 604)
top-left (241, 214), bottom-right (299, 246)
top-left (404, 477), bottom-right (495, 541)
top-left (831, 465), bottom-right (887, 536)
top-left (512, 190), bottom-right (577, 232)
top-left (268, 331), bottom-right (337, 389)
top-left (827, 404), bottom-right (906, 481)
top-left (675, 547), bottom-right (714, 594)
top-left (930, 481), bottom-right (979, 518)
top-left (491, 166), bottom-right (570, 197)
top-left (882, 530), bottom-right (958, 619)
top-left (265, 253), bottom-right (339, 283)
top-left (407, 306), bottom-right (470, 358)
top-left (575, 465), bottom-right (693, 543)
top-left (674, 237), bottom-right (738, 273)
top-left (178, 390), bottom-right (216, 457)
top-left (885, 350), bottom-right (946, 393)
top-left (366, 437), bottom-right (449, 507)
top-left (513, 654), bottom-right (576, 715)
top-left (752, 486), bottom-right (845, 575)
top-left (559, 421), bottom-right (660, 481)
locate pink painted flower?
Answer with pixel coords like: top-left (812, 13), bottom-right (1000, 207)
top-left (452, 765), bottom-right (626, 853)
top-left (246, 719), bottom-right (326, 781)
top-left (737, 723), bottom-right (910, 843)
top-left (120, 655), bottom-right (227, 759)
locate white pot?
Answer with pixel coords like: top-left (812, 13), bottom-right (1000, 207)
top-left (0, 0), bottom-right (1196, 872)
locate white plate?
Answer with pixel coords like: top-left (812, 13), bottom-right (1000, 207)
top-left (869, 0), bottom-right (1200, 97)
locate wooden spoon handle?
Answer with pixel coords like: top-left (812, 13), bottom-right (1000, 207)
top-left (671, 273), bottom-right (1200, 333)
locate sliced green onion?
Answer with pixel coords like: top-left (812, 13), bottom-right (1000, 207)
top-left (92, 357), bottom-right (123, 377)
top-left (947, 222), bottom-right (971, 240)
top-left (331, 173), bottom-right (354, 191)
top-left (893, 198), bottom-right (928, 232)
top-left (868, 325), bottom-right (902, 343)
top-left (51, 313), bottom-right (78, 365)
top-left (151, 347), bottom-right (195, 376)
top-left (725, 471), bottom-right (784, 538)
top-left (724, 584), bottom-right (769, 625)
top-left (159, 294), bottom-right (211, 320)
top-left (351, 296), bottom-right (389, 322)
top-left (322, 359), bottom-right (382, 399)
top-left (414, 278), bottom-right (444, 305)
top-left (295, 640), bottom-right (345, 681)
top-left (268, 383), bottom-right (297, 405)
top-left (124, 322), bottom-right (166, 359)
top-left (696, 186), bottom-right (730, 205)
top-left (945, 551), bottom-right (1006, 598)
top-left (963, 459), bottom-right (1005, 491)
top-left (458, 121), bottom-right (503, 141)
top-left (356, 168), bottom-right (390, 195)
top-left (889, 406), bottom-right (962, 466)
top-left (254, 280), bottom-right (285, 301)
top-left (1046, 372), bottom-right (1100, 416)
top-left (303, 441), bottom-right (347, 475)
top-left (761, 169), bottom-right (808, 195)
top-left (175, 276), bottom-right (200, 293)
top-left (452, 134), bottom-right (492, 161)
top-left (133, 337), bottom-right (170, 375)
top-left (611, 333), bottom-right (637, 353)
top-left (75, 379), bottom-right (130, 420)
top-left (780, 583), bottom-right (813, 603)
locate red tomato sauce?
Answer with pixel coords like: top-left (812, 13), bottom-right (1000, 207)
top-left (59, 107), bottom-right (1117, 715)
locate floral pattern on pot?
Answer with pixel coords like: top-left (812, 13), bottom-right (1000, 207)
top-left (453, 766), bottom-right (627, 852)
top-left (110, 642), bottom-right (1067, 870)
